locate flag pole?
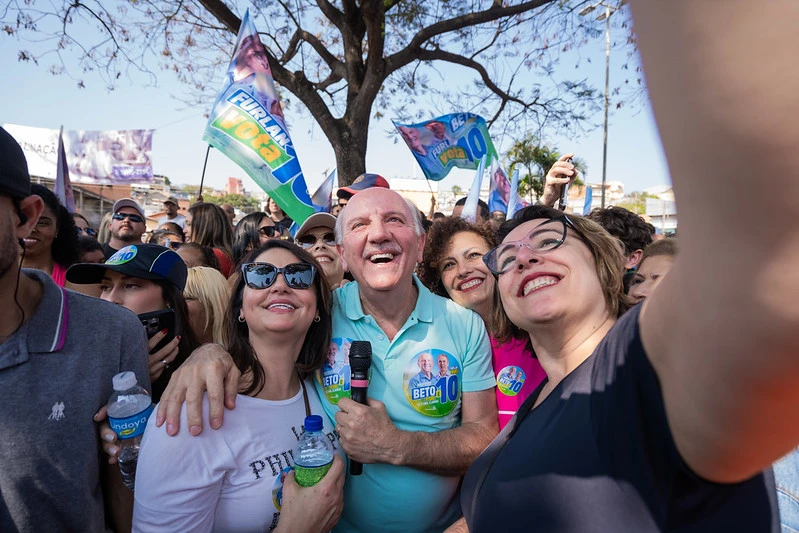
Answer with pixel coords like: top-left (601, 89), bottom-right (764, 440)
top-left (198, 144), bottom-right (211, 202)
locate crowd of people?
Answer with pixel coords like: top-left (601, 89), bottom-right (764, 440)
top-left (2, 2), bottom-right (799, 532)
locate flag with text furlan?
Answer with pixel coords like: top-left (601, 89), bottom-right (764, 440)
top-left (202, 9), bottom-right (314, 225)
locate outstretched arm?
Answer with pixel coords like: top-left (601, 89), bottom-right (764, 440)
top-left (634, 0), bottom-right (799, 482)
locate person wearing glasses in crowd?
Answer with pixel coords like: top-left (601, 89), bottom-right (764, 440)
top-left (103, 198), bottom-right (147, 259)
top-left (155, 187), bottom-right (497, 533)
top-left (232, 211), bottom-right (279, 266)
top-left (294, 212), bottom-right (345, 288)
top-left (149, 229), bottom-right (184, 251)
top-left (71, 212), bottom-right (98, 239)
top-left (418, 217), bottom-right (546, 429)
top-left (158, 196), bottom-right (186, 229)
top-left (20, 184), bottom-right (80, 289)
top-left (133, 240), bottom-right (345, 532)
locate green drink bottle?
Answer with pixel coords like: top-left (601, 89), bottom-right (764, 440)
top-left (294, 415), bottom-right (334, 487)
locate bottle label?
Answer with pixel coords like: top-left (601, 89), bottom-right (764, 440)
top-left (294, 460), bottom-right (332, 487)
top-left (109, 404), bottom-right (154, 439)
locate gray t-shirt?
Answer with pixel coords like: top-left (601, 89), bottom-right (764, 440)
top-left (0, 269), bottom-right (150, 532)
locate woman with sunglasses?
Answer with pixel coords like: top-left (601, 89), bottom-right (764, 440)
top-left (418, 217), bottom-right (546, 429)
top-left (133, 240), bottom-right (345, 533)
top-left (232, 211), bottom-right (279, 266)
top-left (21, 184), bottom-right (80, 288)
top-left (294, 213), bottom-right (345, 288)
top-left (71, 212), bottom-right (98, 239)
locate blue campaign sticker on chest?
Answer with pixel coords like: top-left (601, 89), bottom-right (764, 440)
top-left (496, 365), bottom-right (526, 396)
top-left (403, 349), bottom-right (461, 417)
top-left (316, 337), bottom-right (353, 404)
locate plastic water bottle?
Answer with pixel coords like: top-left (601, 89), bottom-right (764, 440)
top-left (107, 372), bottom-right (153, 491)
top-left (293, 415), bottom-right (334, 487)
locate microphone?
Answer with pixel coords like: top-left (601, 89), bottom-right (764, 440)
top-left (348, 340), bottom-right (372, 476)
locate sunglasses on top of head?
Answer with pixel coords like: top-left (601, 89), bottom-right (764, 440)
top-left (241, 262), bottom-right (316, 290)
top-left (112, 212), bottom-right (145, 224)
top-left (296, 232), bottom-right (336, 249)
top-left (75, 227), bottom-right (98, 237)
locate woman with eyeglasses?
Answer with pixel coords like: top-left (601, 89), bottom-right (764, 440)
top-left (450, 202), bottom-right (780, 531)
top-left (232, 211), bottom-right (279, 266)
top-left (133, 240), bottom-right (345, 533)
top-left (21, 184), bottom-right (80, 289)
top-left (418, 217), bottom-right (545, 429)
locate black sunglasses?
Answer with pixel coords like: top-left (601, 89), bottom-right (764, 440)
top-left (296, 232), bottom-right (336, 249)
top-left (259, 226), bottom-right (278, 238)
top-left (113, 212), bottom-right (145, 224)
top-left (76, 227), bottom-right (97, 237)
top-left (241, 262), bottom-right (316, 290)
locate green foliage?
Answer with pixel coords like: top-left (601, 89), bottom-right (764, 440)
top-left (504, 133), bottom-right (586, 202)
top-left (202, 193), bottom-right (259, 209)
top-left (615, 191), bottom-right (658, 214)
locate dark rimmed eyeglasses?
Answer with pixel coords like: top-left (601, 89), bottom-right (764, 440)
top-left (483, 215), bottom-right (577, 275)
top-left (258, 226), bottom-right (278, 238)
top-left (241, 262), bottom-right (316, 290)
top-left (75, 227), bottom-right (97, 237)
top-left (296, 232), bottom-right (336, 249)
top-left (112, 212), bottom-right (145, 224)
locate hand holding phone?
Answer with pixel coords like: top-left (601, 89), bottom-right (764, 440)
top-left (139, 309), bottom-right (178, 353)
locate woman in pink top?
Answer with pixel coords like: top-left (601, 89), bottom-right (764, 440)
top-left (419, 217), bottom-right (545, 428)
top-left (21, 184), bottom-right (80, 288)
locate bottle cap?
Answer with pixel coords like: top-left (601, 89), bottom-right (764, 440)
top-left (112, 371), bottom-right (138, 391)
top-left (304, 415), bottom-right (323, 432)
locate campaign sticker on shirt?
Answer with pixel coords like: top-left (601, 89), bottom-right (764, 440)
top-left (316, 337), bottom-right (352, 405)
top-left (403, 349), bottom-right (461, 417)
top-left (496, 365), bottom-right (526, 396)
top-left (272, 465), bottom-right (293, 510)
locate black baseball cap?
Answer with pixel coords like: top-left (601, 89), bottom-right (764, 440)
top-left (0, 126), bottom-right (31, 199)
top-left (67, 243), bottom-right (188, 290)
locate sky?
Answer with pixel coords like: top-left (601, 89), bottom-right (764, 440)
top-left (0, 6), bottom-right (671, 198)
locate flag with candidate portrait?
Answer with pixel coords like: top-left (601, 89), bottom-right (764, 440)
top-left (202, 9), bottom-right (315, 225)
top-left (312, 168), bottom-right (336, 213)
top-left (392, 113), bottom-right (499, 181)
top-left (488, 159), bottom-right (512, 215)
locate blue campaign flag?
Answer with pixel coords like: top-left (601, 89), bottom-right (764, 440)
top-left (312, 168), bottom-right (336, 212)
top-left (393, 113), bottom-right (499, 181)
top-left (582, 186), bottom-right (593, 215)
top-left (461, 156), bottom-right (486, 222)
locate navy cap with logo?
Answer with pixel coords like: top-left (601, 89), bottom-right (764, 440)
top-left (0, 126), bottom-right (31, 199)
top-left (66, 243), bottom-right (188, 291)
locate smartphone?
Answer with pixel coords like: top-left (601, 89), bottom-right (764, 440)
top-left (139, 308), bottom-right (178, 353)
top-left (558, 157), bottom-right (574, 211)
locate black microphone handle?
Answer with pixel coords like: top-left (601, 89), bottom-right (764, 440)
top-left (349, 383), bottom-right (368, 476)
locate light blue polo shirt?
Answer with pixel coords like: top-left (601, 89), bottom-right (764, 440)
top-left (314, 276), bottom-right (494, 533)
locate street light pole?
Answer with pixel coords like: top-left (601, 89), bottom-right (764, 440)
top-left (601, 3), bottom-right (611, 208)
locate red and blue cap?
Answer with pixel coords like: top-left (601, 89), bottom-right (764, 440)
top-left (336, 173), bottom-right (390, 198)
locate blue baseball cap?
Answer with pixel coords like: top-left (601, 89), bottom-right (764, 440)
top-left (67, 243), bottom-right (188, 290)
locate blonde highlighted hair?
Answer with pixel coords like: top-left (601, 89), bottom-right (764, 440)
top-left (184, 266), bottom-right (230, 347)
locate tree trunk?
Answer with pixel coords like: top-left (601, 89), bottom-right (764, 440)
top-left (331, 122), bottom-right (369, 187)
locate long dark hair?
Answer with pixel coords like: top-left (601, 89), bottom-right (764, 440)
top-left (232, 211), bottom-right (268, 265)
top-left (30, 184), bottom-right (79, 267)
top-left (227, 240), bottom-right (332, 396)
top-left (149, 280), bottom-right (201, 402)
top-left (189, 202), bottom-right (233, 257)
